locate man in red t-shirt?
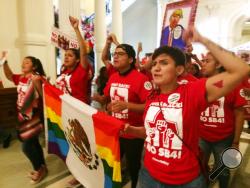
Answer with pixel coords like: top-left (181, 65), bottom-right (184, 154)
top-left (98, 43), bottom-right (152, 188)
top-left (199, 52), bottom-right (246, 188)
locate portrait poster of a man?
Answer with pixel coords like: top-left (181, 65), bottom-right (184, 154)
top-left (160, 0), bottom-right (199, 50)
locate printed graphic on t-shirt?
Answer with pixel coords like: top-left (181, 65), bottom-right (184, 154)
top-left (177, 79), bottom-right (188, 85)
top-left (240, 88), bottom-right (250, 100)
top-left (200, 97), bottom-right (225, 125)
top-left (110, 83), bottom-right (129, 120)
top-left (144, 95), bottom-right (183, 164)
top-left (56, 74), bottom-right (72, 94)
top-left (17, 81), bottom-right (29, 108)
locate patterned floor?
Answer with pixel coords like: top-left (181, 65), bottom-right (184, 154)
top-left (0, 127), bottom-right (249, 188)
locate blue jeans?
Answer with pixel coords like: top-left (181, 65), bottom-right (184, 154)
top-left (199, 135), bottom-right (233, 188)
top-left (136, 166), bottom-right (207, 188)
top-left (22, 136), bottom-right (46, 170)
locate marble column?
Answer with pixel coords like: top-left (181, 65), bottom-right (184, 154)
top-left (17, 0), bottom-right (55, 82)
top-left (58, 0), bottom-right (81, 37)
top-left (112, 0), bottom-right (123, 43)
top-left (94, 0), bottom-right (106, 74)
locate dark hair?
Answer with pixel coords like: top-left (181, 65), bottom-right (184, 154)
top-left (185, 53), bottom-right (192, 64)
top-left (192, 63), bottom-right (200, 77)
top-left (218, 66), bottom-right (225, 73)
top-left (116, 44), bottom-right (136, 67)
top-left (206, 52), bottom-right (225, 73)
top-left (67, 48), bottom-right (80, 60)
top-left (145, 53), bottom-right (153, 57)
top-left (97, 67), bottom-right (108, 95)
top-left (152, 46), bottom-right (186, 67)
top-left (25, 56), bottom-right (46, 76)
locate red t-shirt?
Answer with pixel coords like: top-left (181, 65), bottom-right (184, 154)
top-left (143, 79), bottom-right (208, 185)
top-left (140, 69), bottom-right (153, 81)
top-left (242, 77), bottom-right (250, 120)
top-left (104, 69), bottom-right (153, 138)
top-left (177, 73), bottom-right (198, 85)
top-left (200, 85), bottom-right (246, 142)
top-left (55, 63), bottom-right (90, 103)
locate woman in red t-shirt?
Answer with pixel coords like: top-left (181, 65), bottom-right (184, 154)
top-left (2, 56), bottom-right (47, 184)
top-left (55, 16), bottom-right (94, 187)
top-left (122, 27), bottom-right (249, 188)
top-left (55, 16), bottom-right (93, 104)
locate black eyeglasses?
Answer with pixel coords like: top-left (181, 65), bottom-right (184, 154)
top-left (111, 52), bottom-right (127, 57)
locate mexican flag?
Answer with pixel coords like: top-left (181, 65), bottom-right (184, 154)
top-left (43, 83), bottom-right (123, 188)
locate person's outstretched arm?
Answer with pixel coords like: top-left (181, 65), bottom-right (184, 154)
top-left (69, 16), bottom-right (89, 69)
top-left (135, 42), bottom-right (143, 70)
top-left (101, 34), bottom-right (119, 68)
top-left (0, 51), bottom-right (8, 64)
top-left (3, 61), bottom-right (13, 81)
top-left (184, 26), bottom-right (250, 103)
top-left (1, 51), bottom-right (13, 81)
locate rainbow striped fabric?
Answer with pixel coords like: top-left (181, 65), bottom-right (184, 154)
top-left (43, 83), bottom-right (123, 188)
top-left (44, 82), bottom-right (68, 160)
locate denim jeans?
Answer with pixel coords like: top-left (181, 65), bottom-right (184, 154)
top-left (22, 136), bottom-right (46, 170)
top-left (199, 135), bottom-right (234, 188)
top-left (137, 166), bottom-right (207, 188)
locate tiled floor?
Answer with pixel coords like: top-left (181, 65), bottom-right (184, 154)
top-left (0, 129), bottom-right (250, 188)
top-left (0, 137), bottom-right (70, 188)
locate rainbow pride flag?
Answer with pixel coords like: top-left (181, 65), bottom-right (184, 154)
top-left (43, 83), bottom-right (123, 188)
top-left (44, 83), bottom-right (68, 160)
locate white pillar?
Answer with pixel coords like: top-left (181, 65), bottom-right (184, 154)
top-left (16, 0), bottom-right (55, 82)
top-left (59, 0), bottom-right (81, 37)
top-left (57, 0), bottom-right (81, 81)
top-left (157, 0), bottom-right (164, 47)
top-left (94, 0), bottom-right (106, 74)
top-left (112, 0), bottom-right (123, 43)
